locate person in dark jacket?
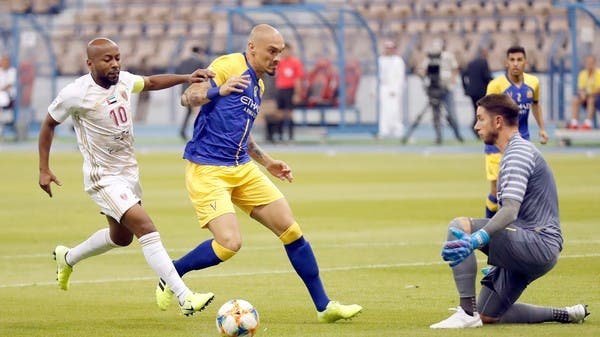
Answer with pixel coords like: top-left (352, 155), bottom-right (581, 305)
top-left (462, 48), bottom-right (493, 137)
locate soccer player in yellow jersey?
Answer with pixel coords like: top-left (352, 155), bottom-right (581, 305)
top-left (154, 24), bottom-right (362, 323)
top-left (483, 46), bottom-right (547, 218)
top-left (568, 54), bottom-right (600, 130)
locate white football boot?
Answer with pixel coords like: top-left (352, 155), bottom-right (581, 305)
top-left (430, 306), bottom-right (483, 329)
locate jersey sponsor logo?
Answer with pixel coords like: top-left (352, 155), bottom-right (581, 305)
top-left (240, 95), bottom-right (259, 118)
top-left (518, 102), bottom-right (531, 115)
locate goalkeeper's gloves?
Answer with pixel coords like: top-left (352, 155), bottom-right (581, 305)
top-left (441, 227), bottom-right (490, 267)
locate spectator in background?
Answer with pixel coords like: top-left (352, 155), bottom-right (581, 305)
top-left (462, 47), bottom-right (493, 138)
top-left (568, 54), bottom-right (600, 130)
top-left (273, 43), bottom-right (304, 143)
top-left (0, 55), bottom-right (16, 111)
top-left (377, 40), bottom-right (406, 139)
top-left (14, 55), bottom-right (36, 141)
top-left (177, 46), bottom-right (205, 140)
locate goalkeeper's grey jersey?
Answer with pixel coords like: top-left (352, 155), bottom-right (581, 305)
top-left (497, 134), bottom-right (562, 251)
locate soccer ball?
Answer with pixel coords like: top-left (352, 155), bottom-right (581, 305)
top-left (216, 299), bottom-right (260, 337)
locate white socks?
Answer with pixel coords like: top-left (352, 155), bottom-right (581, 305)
top-left (138, 231), bottom-right (190, 303)
top-left (66, 228), bottom-right (118, 266)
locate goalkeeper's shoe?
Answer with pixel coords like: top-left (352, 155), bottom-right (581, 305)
top-left (53, 245), bottom-right (73, 291)
top-left (317, 301), bottom-right (363, 323)
top-left (566, 304), bottom-right (590, 323)
top-left (179, 292), bottom-right (215, 316)
top-left (430, 307), bottom-right (483, 329)
top-left (155, 278), bottom-right (175, 311)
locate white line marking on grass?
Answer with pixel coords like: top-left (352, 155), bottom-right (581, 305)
top-left (4, 239), bottom-right (599, 260)
top-left (0, 242), bottom-right (411, 259)
top-left (1, 253), bottom-right (599, 289)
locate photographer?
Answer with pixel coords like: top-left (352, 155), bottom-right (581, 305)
top-left (419, 38), bottom-right (463, 144)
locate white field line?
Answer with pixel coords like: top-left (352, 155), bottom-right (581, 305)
top-left (0, 242), bottom-right (412, 259)
top-left (1, 253), bottom-right (599, 289)
top-left (3, 240), bottom-right (599, 260)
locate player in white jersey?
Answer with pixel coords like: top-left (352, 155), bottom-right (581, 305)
top-left (430, 94), bottom-right (589, 329)
top-left (38, 37), bottom-right (215, 316)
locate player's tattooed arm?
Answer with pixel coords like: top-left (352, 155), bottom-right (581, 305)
top-left (248, 134), bottom-right (294, 182)
top-left (247, 134), bottom-right (270, 166)
top-left (181, 82), bottom-right (211, 107)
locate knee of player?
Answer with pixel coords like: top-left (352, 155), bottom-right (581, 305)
top-left (447, 217), bottom-right (471, 236)
top-left (215, 235), bottom-right (242, 253)
top-left (112, 233), bottom-right (134, 247)
top-left (479, 313), bottom-right (499, 324)
top-left (212, 238), bottom-right (239, 261)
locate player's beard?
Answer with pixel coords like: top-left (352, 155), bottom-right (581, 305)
top-left (106, 70), bottom-right (119, 85)
top-left (481, 131), bottom-right (497, 146)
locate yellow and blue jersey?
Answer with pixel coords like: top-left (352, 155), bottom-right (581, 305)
top-left (484, 72), bottom-right (540, 154)
top-left (184, 53), bottom-right (264, 166)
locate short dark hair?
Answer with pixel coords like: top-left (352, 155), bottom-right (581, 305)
top-left (477, 94), bottom-right (519, 126)
top-left (506, 45), bottom-right (526, 58)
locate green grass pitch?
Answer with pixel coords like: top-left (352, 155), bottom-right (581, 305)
top-left (0, 149), bottom-right (598, 337)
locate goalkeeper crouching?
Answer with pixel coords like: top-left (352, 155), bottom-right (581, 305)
top-left (430, 94), bottom-right (590, 329)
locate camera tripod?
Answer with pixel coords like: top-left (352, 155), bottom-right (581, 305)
top-left (401, 90), bottom-right (464, 145)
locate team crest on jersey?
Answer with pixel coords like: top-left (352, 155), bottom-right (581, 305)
top-left (526, 89), bottom-right (533, 98)
top-left (106, 95), bottom-right (117, 105)
top-left (120, 89), bottom-right (128, 101)
top-left (253, 85), bottom-right (258, 99)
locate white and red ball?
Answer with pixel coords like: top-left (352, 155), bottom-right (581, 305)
top-left (216, 299), bottom-right (260, 337)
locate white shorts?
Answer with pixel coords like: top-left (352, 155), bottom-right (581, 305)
top-left (87, 175), bottom-right (142, 222)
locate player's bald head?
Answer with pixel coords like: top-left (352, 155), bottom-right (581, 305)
top-left (246, 24), bottom-right (285, 78)
top-left (248, 24), bottom-right (282, 46)
top-left (86, 37), bottom-right (121, 88)
top-left (86, 38), bottom-right (118, 59)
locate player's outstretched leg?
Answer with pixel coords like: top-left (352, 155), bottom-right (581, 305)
top-left (429, 307), bottom-right (483, 329)
top-left (279, 223), bottom-right (362, 322)
top-left (53, 245), bottom-right (73, 290)
top-left (317, 301), bottom-right (363, 323)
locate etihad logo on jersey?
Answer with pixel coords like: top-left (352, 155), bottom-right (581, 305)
top-left (518, 102), bottom-right (531, 115)
top-left (240, 95), bottom-right (259, 118)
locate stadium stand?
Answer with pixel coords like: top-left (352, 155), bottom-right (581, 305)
top-left (2, 0), bottom-right (599, 139)
top-left (0, 0), bottom-right (575, 76)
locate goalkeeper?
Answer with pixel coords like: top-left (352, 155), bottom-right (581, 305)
top-left (430, 94), bottom-right (589, 329)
